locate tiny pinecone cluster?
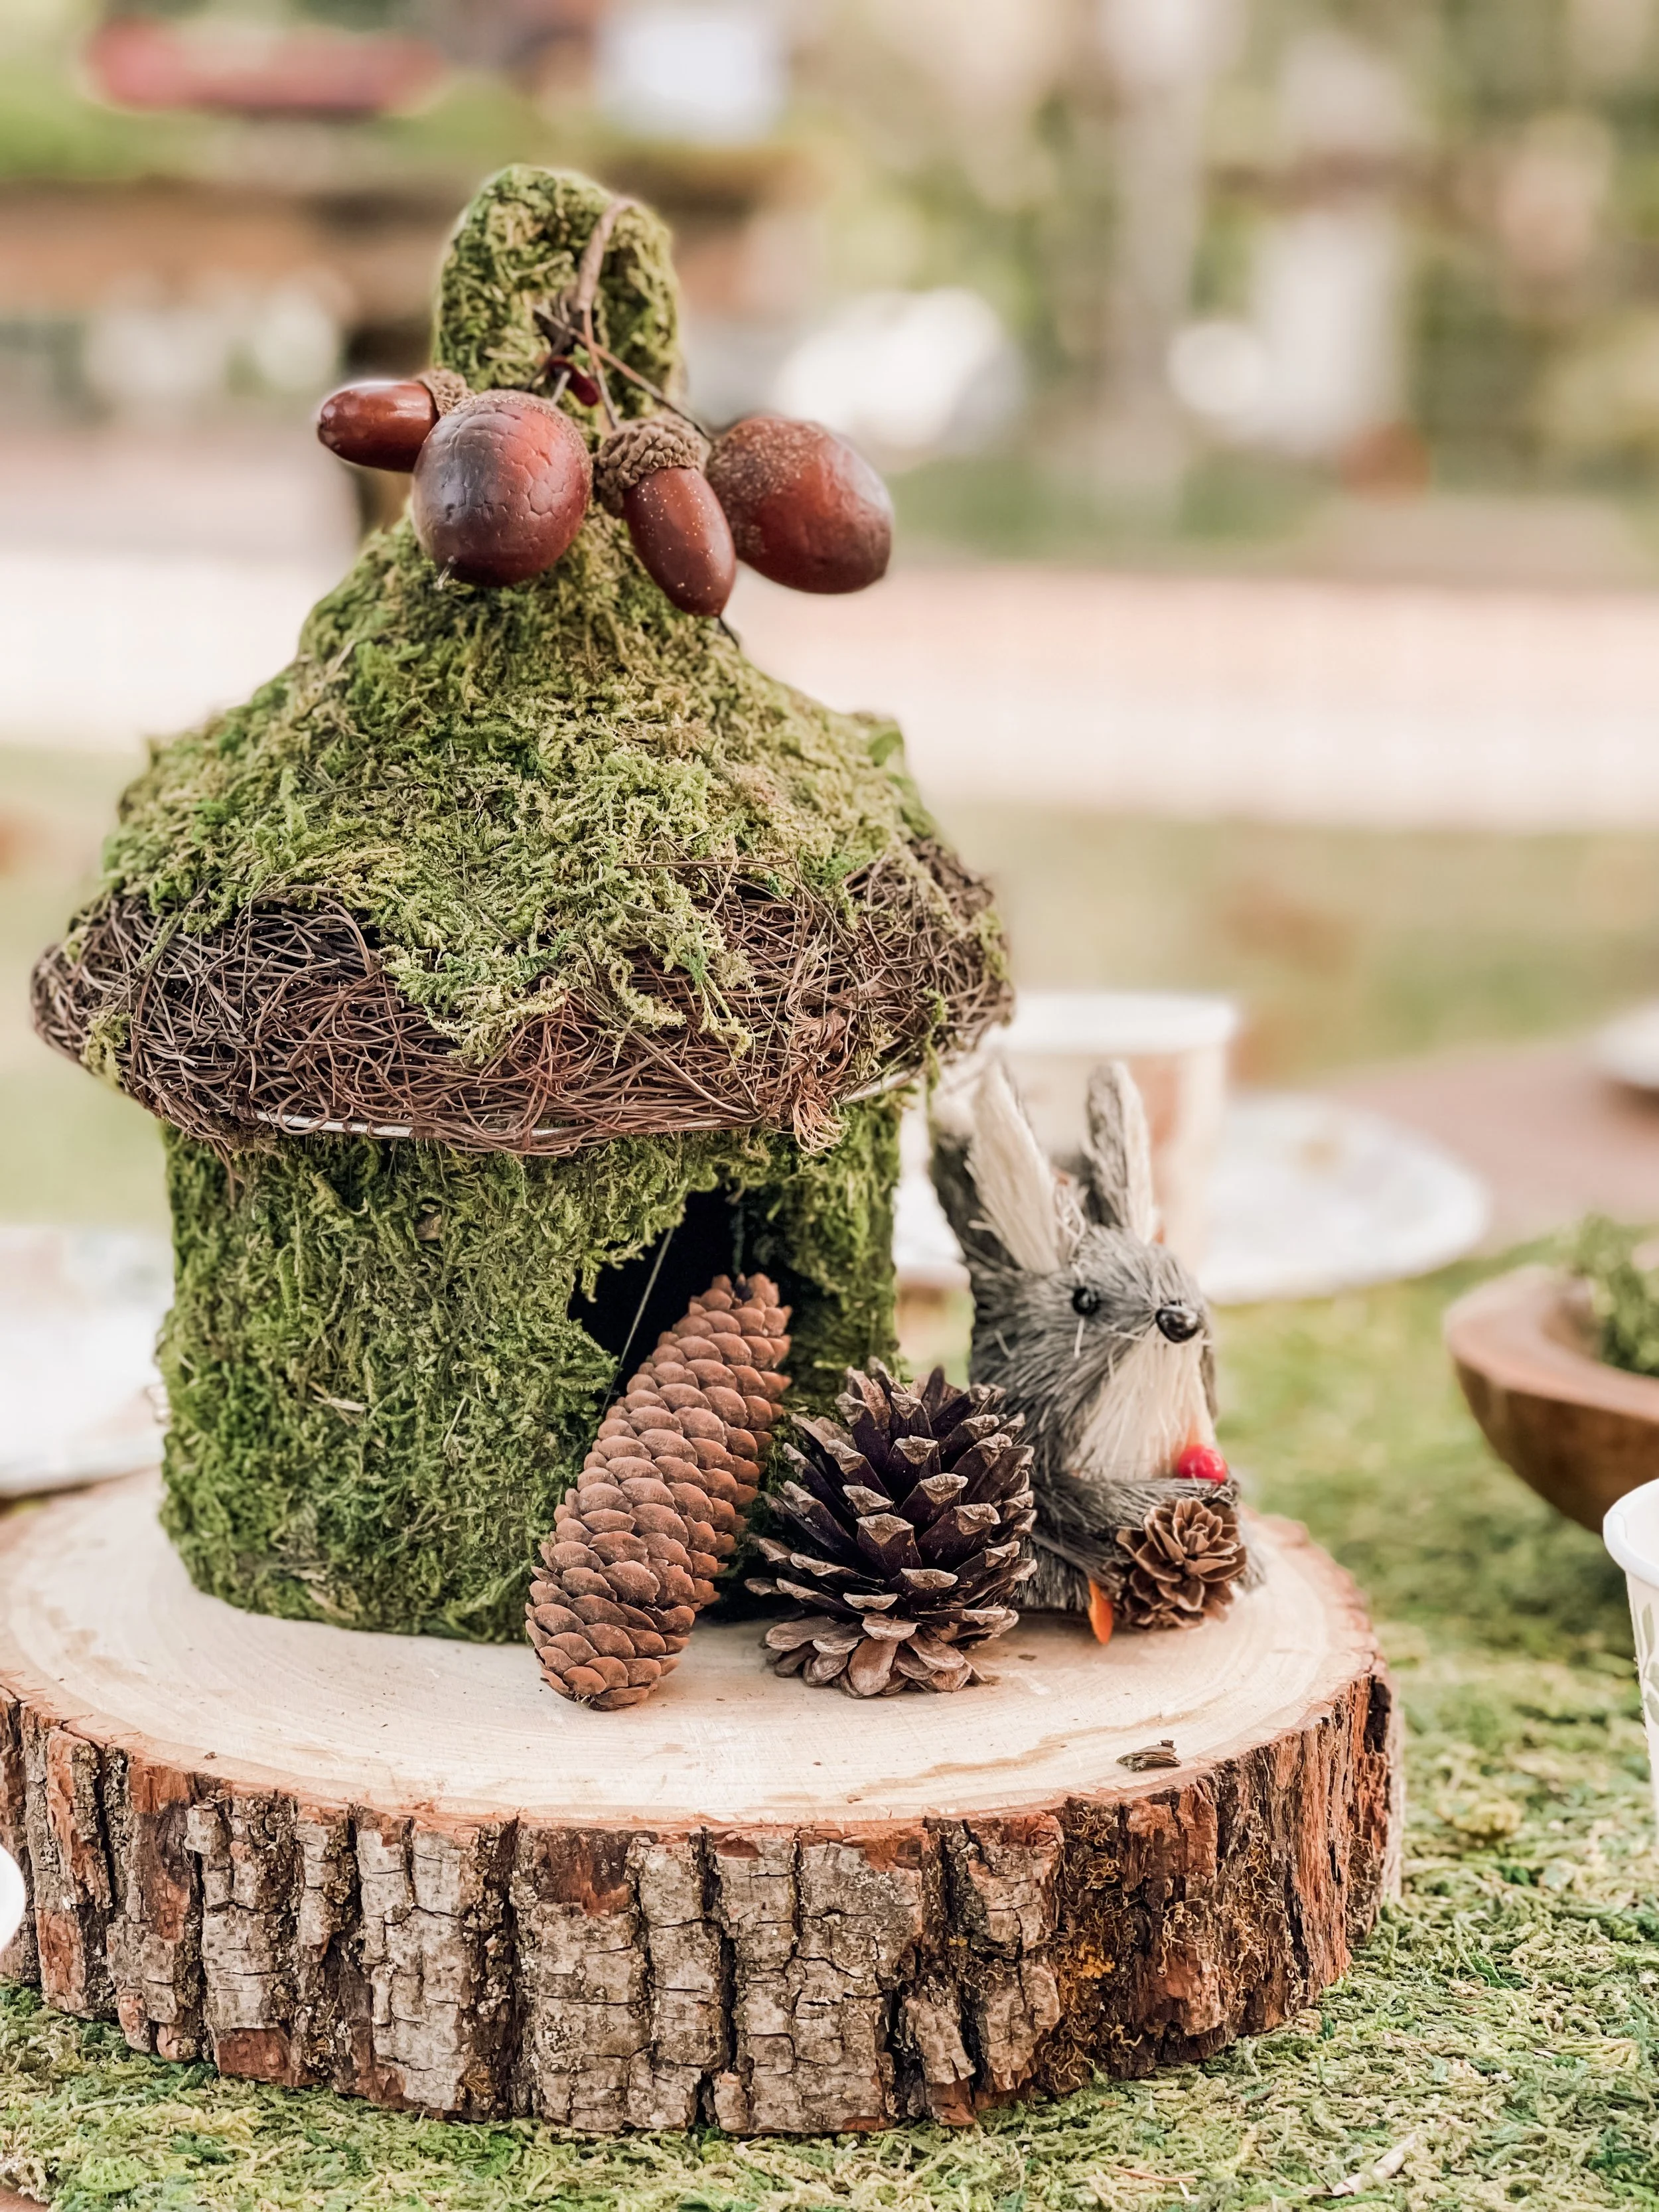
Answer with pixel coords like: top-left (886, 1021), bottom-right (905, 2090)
top-left (751, 1363), bottom-right (1036, 1697)
top-left (1115, 1495), bottom-right (1246, 1632)
top-left (526, 1275), bottom-right (790, 1709)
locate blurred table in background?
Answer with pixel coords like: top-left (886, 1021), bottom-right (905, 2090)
top-left (1333, 1041), bottom-right (1659, 1246)
top-left (12, 491), bottom-right (1659, 837)
top-left (735, 565), bottom-right (1659, 832)
top-left (0, 425), bottom-right (352, 753)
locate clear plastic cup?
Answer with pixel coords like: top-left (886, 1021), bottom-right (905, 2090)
top-left (1603, 1478), bottom-right (1659, 1836)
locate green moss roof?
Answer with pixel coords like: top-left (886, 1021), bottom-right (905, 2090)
top-left (88, 166), bottom-right (979, 1073)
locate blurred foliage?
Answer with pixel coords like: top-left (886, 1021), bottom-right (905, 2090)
top-left (0, 57), bottom-right (205, 181)
top-left (812, 0), bottom-right (1659, 515)
top-left (0, 50), bottom-right (564, 185)
top-left (1572, 1215), bottom-right (1659, 1376)
top-left (12, 0), bottom-right (1659, 498)
top-left (13, 2), bottom-right (1659, 523)
top-left (802, 5), bottom-right (1119, 419)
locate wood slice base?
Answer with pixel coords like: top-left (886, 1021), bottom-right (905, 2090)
top-left (0, 1475), bottom-right (1399, 2134)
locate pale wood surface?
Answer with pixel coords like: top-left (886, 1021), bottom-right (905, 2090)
top-left (0, 1475), bottom-right (1398, 2132)
top-left (0, 1477), bottom-right (1365, 1826)
top-left (1447, 1264), bottom-right (1659, 1531)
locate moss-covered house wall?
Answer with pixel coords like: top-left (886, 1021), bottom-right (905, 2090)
top-left (34, 167), bottom-right (1007, 1642)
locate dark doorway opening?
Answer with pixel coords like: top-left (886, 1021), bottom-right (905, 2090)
top-left (569, 1184), bottom-right (748, 1372)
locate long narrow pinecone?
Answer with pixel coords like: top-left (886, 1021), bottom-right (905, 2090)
top-left (751, 1363), bottom-right (1036, 1696)
top-left (527, 1274), bottom-right (791, 1709)
top-left (1115, 1495), bottom-right (1246, 1632)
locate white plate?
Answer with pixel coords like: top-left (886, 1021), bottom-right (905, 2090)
top-left (1200, 1093), bottom-right (1489, 1305)
top-left (0, 1225), bottom-right (171, 1497)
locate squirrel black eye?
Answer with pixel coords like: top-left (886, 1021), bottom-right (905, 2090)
top-left (1071, 1285), bottom-right (1102, 1317)
top-left (1156, 1303), bottom-right (1201, 1343)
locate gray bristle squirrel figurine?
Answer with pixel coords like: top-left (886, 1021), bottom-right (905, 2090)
top-left (931, 1057), bottom-right (1250, 1643)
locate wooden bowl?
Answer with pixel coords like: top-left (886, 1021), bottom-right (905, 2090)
top-left (1445, 1264), bottom-right (1659, 1531)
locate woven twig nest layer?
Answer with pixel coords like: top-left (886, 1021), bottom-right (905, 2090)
top-left (33, 843), bottom-right (1005, 1158)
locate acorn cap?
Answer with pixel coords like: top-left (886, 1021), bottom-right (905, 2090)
top-left (417, 367), bottom-right (471, 416)
top-left (595, 415), bottom-right (710, 515)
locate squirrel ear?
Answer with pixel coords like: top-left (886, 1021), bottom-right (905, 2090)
top-left (1082, 1061), bottom-right (1159, 1243)
top-left (928, 1065), bottom-right (987, 1261)
top-left (964, 1059), bottom-right (1083, 1274)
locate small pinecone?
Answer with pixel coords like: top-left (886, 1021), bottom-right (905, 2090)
top-left (1116, 1495), bottom-right (1246, 1632)
top-left (527, 1274), bottom-right (791, 1709)
top-left (594, 415), bottom-right (710, 514)
top-left (751, 1363), bottom-right (1036, 1697)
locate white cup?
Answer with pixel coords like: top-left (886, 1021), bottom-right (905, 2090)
top-left (1603, 1477), bottom-right (1659, 1838)
top-left (0, 1844), bottom-right (25, 1957)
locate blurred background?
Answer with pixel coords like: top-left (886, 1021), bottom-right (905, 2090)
top-left (8, 0), bottom-right (1659, 1284)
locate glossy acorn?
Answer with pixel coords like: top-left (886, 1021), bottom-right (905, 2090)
top-left (410, 390), bottom-right (591, 587)
top-left (624, 470), bottom-right (735, 615)
top-left (705, 415), bottom-right (892, 595)
top-left (316, 378), bottom-right (441, 472)
top-left (595, 418), bottom-right (735, 617)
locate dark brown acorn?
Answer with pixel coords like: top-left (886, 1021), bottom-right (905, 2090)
top-left (706, 415), bottom-right (892, 595)
top-left (411, 390), bottom-right (591, 587)
top-left (317, 378), bottom-right (440, 471)
top-left (595, 417), bottom-right (735, 617)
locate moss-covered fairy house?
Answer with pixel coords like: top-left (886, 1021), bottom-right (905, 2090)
top-left (32, 167), bottom-right (1007, 1643)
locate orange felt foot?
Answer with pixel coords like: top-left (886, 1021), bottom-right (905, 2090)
top-left (1087, 1582), bottom-right (1116, 1645)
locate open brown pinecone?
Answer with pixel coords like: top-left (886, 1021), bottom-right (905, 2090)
top-left (750, 1363), bottom-right (1036, 1696)
top-left (1115, 1494), bottom-right (1246, 1632)
top-left (526, 1274), bottom-right (790, 1709)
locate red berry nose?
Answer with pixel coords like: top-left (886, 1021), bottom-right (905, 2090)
top-left (1177, 1444), bottom-right (1229, 1485)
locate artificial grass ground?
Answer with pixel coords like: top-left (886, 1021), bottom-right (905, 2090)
top-left (3, 1258), bottom-right (1656, 2209)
